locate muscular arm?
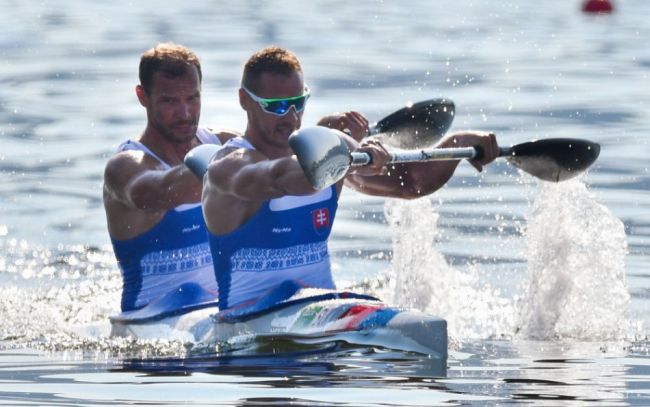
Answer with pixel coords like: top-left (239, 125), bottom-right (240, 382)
top-left (316, 111), bottom-right (498, 199)
top-left (344, 131), bottom-right (498, 199)
top-left (103, 150), bottom-right (204, 240)
top-left (345, 160), bottom-right (460, 199)
top-left (104, 151), bottom-right (202, 211)
top-left (202, 147), bottom-right (318, 234)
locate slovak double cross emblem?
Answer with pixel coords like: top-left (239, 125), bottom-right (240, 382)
top-left (312, 207), bottom-right (330, 232)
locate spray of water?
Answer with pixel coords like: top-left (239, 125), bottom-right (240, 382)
top-left (379, 198), bottom-right (517, 341)
top-left (516, 180), bottom-right (630, 340)
top-left (0, 240), bottom-right (192, 357)
top-left (0, 178), bottom-right (632, 355)
top-left (379, 178), bottom-right (631, 342)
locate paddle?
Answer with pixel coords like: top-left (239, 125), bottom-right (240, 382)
top-left (288, 126), bottom-right (601, 189)
top-left (369, 98), bottom-right (455, 148)
top-left (184, 142), bottom-right (221, 179)
top-left (184, 98), bottom-right (456, 178)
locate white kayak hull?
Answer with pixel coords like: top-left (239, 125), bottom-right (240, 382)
top-left (110, 285), bottom-right (447, 359)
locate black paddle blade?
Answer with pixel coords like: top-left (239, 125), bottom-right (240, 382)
top-left (505, 138), bottom-right (601, 182)
top-left (372, 98), bottom-right (455, 149)
top-left (289, 126), bottom-right (351, 190)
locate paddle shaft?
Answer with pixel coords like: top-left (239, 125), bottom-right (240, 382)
top-left (350, 146), bottom-right (514, 166)
top-left (289, 123), bottom-right (599, 186)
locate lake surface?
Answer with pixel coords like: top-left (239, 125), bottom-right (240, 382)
top-left (1, 0), bottom-right (650, 404)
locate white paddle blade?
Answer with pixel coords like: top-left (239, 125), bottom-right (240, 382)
top-left (184, 144), bottom-right (222, 178)
top-left (289, 126), bottom-right (352, 190)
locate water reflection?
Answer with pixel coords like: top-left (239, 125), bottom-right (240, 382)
top-left (448, 340), bottom-right (634, 405)
top-left (5, 343), bottom-right (650, 405)
top-left (116, 339), bottom-right (448, 380)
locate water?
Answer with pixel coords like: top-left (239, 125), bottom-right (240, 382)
top-left (1, 0), bottom-right (650, 404)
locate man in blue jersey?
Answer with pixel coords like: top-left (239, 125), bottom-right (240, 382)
top-left (103, 43), bottom-right (371, 314)
top-left (201, 46), bottom-right (499, 312)
top-left (103, 43), bottom-right (239, 312)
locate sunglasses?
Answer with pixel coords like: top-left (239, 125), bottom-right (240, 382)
top-left (242, 86), bottom-right (310, 116)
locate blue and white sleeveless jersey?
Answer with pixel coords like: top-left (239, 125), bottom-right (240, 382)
top-left (110, 128), bottom-right (220, 312)
top-left (208, 137), bottom-right (338, 310)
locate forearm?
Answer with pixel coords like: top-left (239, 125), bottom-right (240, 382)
top-left (343, 130), bottom-right (497, 199)
top-left (346, 159), bottom-right (461, 199)
top-left (212, 156), bottom-right (317, 203)
top-left (128, 165), bottom-right (202, 210)
top-left (268, 157), bottom-right (319, 196)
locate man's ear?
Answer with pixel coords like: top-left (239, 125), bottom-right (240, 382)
top-left (135, 85), bottom-right (148, 107)
top-left (238, 88), bottom-right (248, 111)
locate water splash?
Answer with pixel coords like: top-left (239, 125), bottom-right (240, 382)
top-left (378, 179), bottom-right (631, 342)
top-left (516, 180), bottom-right (630, 340)
top-left (379, 198), bottom-right (517, 341)
top-left (0, 239), bottom-right (208, 358)
top-left (0, 240), bottom-right (117, 346)
top-left (0, 179), bottom-right (632, 356)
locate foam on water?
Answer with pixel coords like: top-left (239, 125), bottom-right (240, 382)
top-left (0, 240), bottom-right (184, 356)
top-left (0, 240), bottom-right (112, 343)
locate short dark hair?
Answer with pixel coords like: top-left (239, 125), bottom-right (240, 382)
top-left (139, 43), bottom-right (202, 94)
top-left (241, 46), bottom-right (302, 92)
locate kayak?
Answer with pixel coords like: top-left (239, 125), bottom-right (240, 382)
top-left (110, 282), bottom-right (448, 359)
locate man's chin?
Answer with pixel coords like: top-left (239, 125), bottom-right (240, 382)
top-left (170, 127), bottom-right (198, 142)
top-left (176, 125), bottom-right (198, 136)
top-left (275, 127), bottom-right (297, 140)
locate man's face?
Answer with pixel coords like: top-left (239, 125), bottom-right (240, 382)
top-left (144, 67), bottom-right (201, 144)
top-left (243, 71), bottom-right (306, 153)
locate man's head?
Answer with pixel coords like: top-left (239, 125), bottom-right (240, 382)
top-left (240, 47), bottom-right (309, 153)
top-left (136, 43), bottom-right (202, 144)
top-left (139, 43), bottom-right (202, 95)
top-left (241, 46), bottom-right (302, 92)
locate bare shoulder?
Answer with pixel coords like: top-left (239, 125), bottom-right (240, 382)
top-left (103, 149), bottom-right (170, 237)
top-left (202, 146), bottom-right (268, 234)
top-left (207, 146), bottom-right (266, 178)
top-left (206, 127), bottom-right (244, 144)
top-left (104, 149), bottom-right (143, 177)
top-left (103, 149), bottom-right (159, 192)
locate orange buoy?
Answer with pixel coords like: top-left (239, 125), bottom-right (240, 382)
top-left (582, 0), bottom-right (614, 13)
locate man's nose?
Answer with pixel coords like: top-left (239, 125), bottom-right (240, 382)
top-left (178, 102), bottom-right (192, 118)
top-left (284, 105), bottom-right (300, 123)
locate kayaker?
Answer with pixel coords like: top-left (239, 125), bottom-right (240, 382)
top-left (103, 43), bottom-right (238, 312)
top-left (104, 43), bottom-right (372, 314)
top-left (201, 46), bottom-right (499, 312)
